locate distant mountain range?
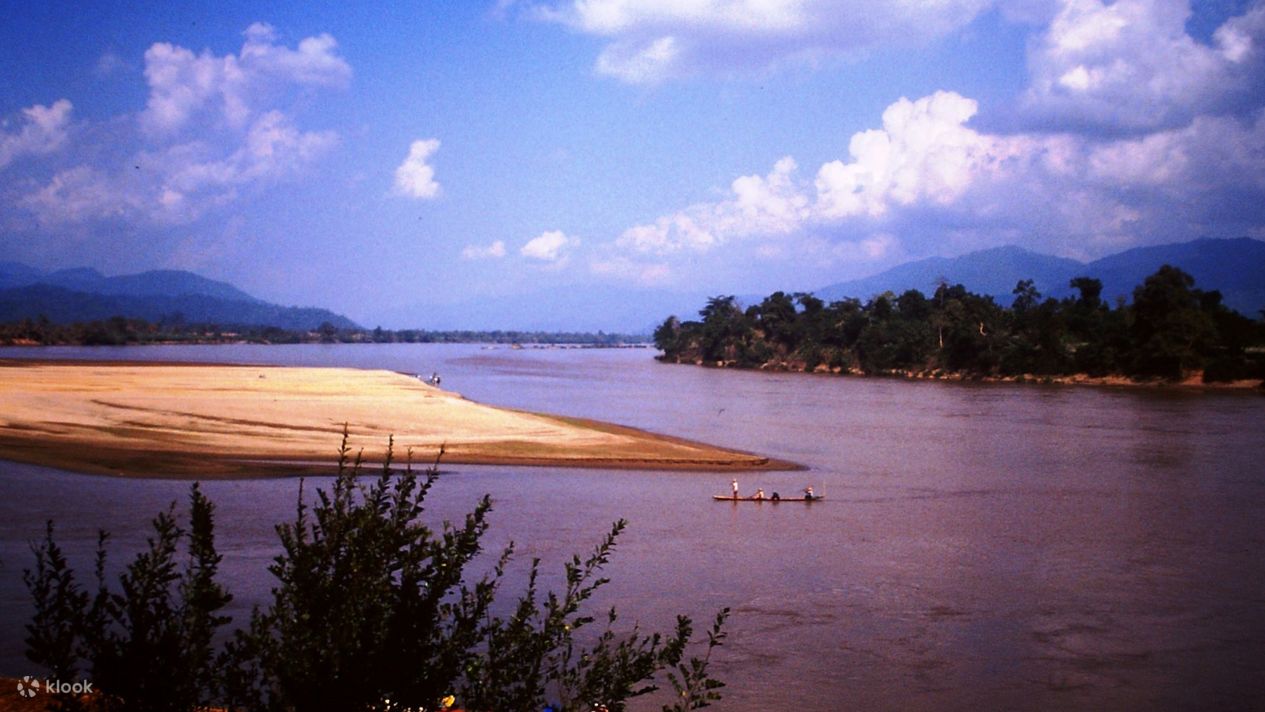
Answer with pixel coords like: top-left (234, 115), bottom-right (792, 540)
top-left (813, 237), bottom-right (1265, 317)
top-left (0, 265), bottom-right (359, 330)
top-left (4, 237), bottom-right (1260, 334)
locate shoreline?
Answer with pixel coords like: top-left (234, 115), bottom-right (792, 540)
top-left (0, 360), bottom-right (796, 478)
top-left (659, 358), bottom-right (1265, 392)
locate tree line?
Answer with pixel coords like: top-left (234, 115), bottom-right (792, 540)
top-left (22, 434), bottom-right (727, 711)
top-left (0, 315), bottom-right (645, 348)
top-left (654, 265), bottom-right (1265, 383)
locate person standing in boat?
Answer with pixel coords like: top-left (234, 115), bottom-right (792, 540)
top-left (731, 478), bottom-right (740, 499)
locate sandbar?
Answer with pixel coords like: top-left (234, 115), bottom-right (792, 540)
top-left (0, 360), bottom-right (790, 477)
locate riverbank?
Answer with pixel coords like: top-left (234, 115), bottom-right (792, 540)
top-left (660, 357), bottom-right (1265, 391)
top-left (0, 360), bottom-right (789, 477)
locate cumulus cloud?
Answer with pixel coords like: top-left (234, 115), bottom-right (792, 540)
top-left (814, 92), bottom-right (1019, 219)
top-left (538, 0), bottom-right (996, 83)
top-left (150, 111), bottom-right (338, 223)
top-left (141, 22), bottom-right (351, 136)
top-left (1020, 0), bottom-right (1265, 132)
top-left (618, 92), bottom-right (1017, 256)
top-left (521, 230), bottom-right (578, 262)
top-left (393, 139), bottom-right (442, 200)
top-left (616, 155), bottom-right (811, 254)
top-left (1086, 110), bottom-right (1265, 198)
top-left (607, 86), bottom-right (1265, 284)
top-left (19, 165), bottom-right (132, 225)
top-left (0, 100), bottom-right (73, 169)
top-left (462, 240), bottom-right (507, 259)
top-left (21, 111), bottom-right (339, 227)
top-left (13, 24), bottom-right (347, 229)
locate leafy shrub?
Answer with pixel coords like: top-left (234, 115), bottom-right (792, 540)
top-left (25, 484), bottom-right (230, 711)
top-left (27, 433), bottom-right (728, 711)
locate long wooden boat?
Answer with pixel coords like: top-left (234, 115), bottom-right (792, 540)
top-left (712, 495), bottom-right (823, 502)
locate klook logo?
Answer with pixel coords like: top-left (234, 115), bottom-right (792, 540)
top-left (14, 676), bottom-right (93, 698)
top-left (16, 676), bottom-right (39, 698)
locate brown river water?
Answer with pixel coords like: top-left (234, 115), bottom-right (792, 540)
top-left (2, 343), bottom-right (1264, 710)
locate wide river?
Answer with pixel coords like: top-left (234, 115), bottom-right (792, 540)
top-left (2, 344), bottom-right (1264, 710)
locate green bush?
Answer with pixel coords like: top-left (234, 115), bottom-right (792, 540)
top-left (26, 433), bottom-right (728, 712)
top-left (25, 484), bottom-right (231, 712)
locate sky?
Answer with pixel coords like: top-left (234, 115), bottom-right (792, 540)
top-left (2, 0), bottom-right (1264, 328)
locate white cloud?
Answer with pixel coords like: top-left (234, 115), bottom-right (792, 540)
top-left (559, 0), bottom-right (809, 35)
top-left (1086, 111), bottom-right (1265, 194)
top-left (0, 100), bottom-right (73, 169)
top-left (16, 25), bottom-right (346, 229)
top-left (605, 86), bottom-right (1265, 285)
top-left (539, 0), bottom-right (996, 83)
top-left (20, 165), bottom-right (133, 226)
top-left (832, 233), bottom-right (900, 262)
top-left (521, 230), bottom-right (578, 262)
top-left (595, 36), bottom-right (682, 84)
top-left (618, 92), bottom-right (1018, 256)
top-left (462, 240), bottom-right (507, 259)
top-left (815, 91), bottom-right (1014, 219)
top-left (22, 111), bottom-right (339, 227)
top-left (239, 23), bottom-right (351, 86)
top-left (392, 139), bottom-right (442, 200)
top-left (617, 155), bottom-right (809, 254)
top-left (141, 22), bottom-right (351, 136)
top-left (151, 111), bottom-right (338, 222)
top-left (1020, 0), bottom-right (1265, 131)
top-left (589, 253), bottom-right (673, 285)
top-left (95, 51), bottom-right (129, 77)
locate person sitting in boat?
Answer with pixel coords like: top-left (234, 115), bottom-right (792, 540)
top-left (731, 478), bottom-right (740, 499)
top-left (771, 491), bottom-right (781, 501)
top-left (804, 485), bottom-right (815, 501)
top-left (753, 488), bottom-right (766, 500)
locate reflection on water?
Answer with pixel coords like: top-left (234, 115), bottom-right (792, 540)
top-left (2, 344), bottom-right (1264, 710)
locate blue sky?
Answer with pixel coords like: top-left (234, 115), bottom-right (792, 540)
top-left (3, 0), bottom-right (1264, 328)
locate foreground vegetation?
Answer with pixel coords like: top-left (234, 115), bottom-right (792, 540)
top-left (655, 266), bottom-right (1265, 383)
top-left (0, 316), bottom-right (645, 347)
top-left (23, 435), bottom-right (727, 711)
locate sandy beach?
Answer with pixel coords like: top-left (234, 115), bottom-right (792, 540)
top-left (0, 361), bottom-right (786, 477)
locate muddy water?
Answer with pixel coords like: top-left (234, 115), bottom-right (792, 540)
top-left (2, 344), bottom-right (1263, 710)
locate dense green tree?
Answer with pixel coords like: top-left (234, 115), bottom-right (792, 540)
top-left (697, 295), bottom-right (748, 363)
top-left (654, 265), bottom-right (1264, 383)
top-left (653, 316), bottom-right (684, 358)
top-left (1001, 280), bottom-right (1070, 375)
top-left (933, 284), bottom-right (1002, 374)
top-left (755, 291), bottom-right (799, 350)
top-left (1128, 265), bottom-right (1216, 378)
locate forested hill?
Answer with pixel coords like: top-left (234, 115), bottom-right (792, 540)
top-left (654, 266), bottom-right (1265, 384)
top-left (0, 264), bottom-right (260, 302)
top-left (0, 264), bottom-right (357, 330)
top-left (813, 237), bottom-right (1265, 317)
